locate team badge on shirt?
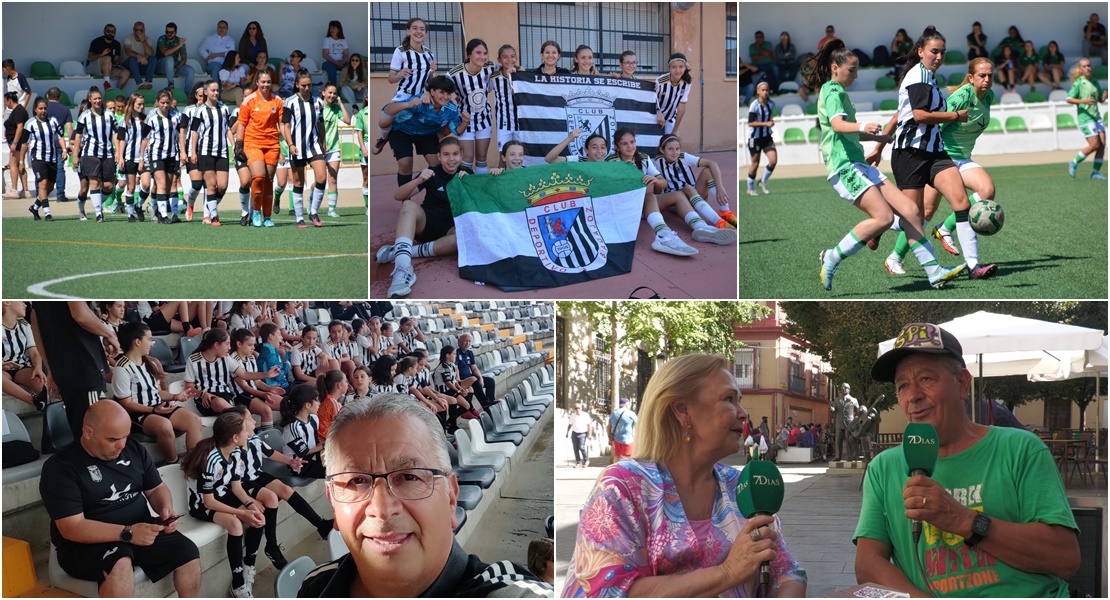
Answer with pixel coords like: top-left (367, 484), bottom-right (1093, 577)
top-left (87, 465), bottom-right (103, 482)
top-left (565, 89), bottom-right (616, 157)
top-left (521, 173), bottom-right (607, 273)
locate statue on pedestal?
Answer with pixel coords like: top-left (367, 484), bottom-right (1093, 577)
top-left (830, 382), bottom-right (860, 461)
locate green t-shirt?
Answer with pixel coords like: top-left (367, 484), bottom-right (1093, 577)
top-left (941, 84), bottom-right (993, 160)
top-left (896, 41), bottom-right (913, 56)
top-left (854, 427), bottom-right (1077, 597)
top-left (353, 106), bottom-right (369, 156)
top-left (1018, 53), bottom-right (1039, 67)
top-left (321, 102), bottom-right (343, 151)
top-left (817, 80), bottom-right (865, 178)
top-left (156, 35), bottom-right (186, 65)
top-left (1042, 53), bottom-right (1064, 66)
top-left (749, 41), bottom-right (774, 65)
top-left (966, 33), bottom-right (987, 50)
top-left (1068, 76), bottom-right (1103, 125)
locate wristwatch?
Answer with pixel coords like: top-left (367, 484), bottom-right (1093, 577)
top-left (964, 513), bottom-right (991, 547)
top-left (120, 525), bottom-right (133, 543)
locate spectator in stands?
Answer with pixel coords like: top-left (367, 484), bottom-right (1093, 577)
top-left (277, 50), bottom-right (305, 98)
top-left (1040, 41), bottom-right (1066, 89)
top-left (370, 355), bottom-right (399, 395)
top-left (218, 50), bottom-right (248, 106)
top-left (891, 28), bottom-right (912, 79)
top-left (818, 24), bottom-right (839, 51)
top-left (995, 44), bottom-right (1018, 93)
top-left (248, 50), bottom-right (278, 86)
top-left (298, 394), bottom-right (551, 596)
top-left (121, 22), bottom-right (156, 90)
top-left (607, 398), bottom-right (637, 462)
top-left (39, 401), bottom-right (201, 597)
top-left (228, 300), bottom-right (262, 334)
top-left (774, 32), bottom-right (799, 86)
top-left (1083, 13), bottom-right (1107, 66)
top-left (378, 322), bottom-right (399, 358)
top-left (345, 366), bottom-right (373, 404)
top-left (143, 301), bottom-right (203, 336)
top-left (738, 58), bottom-right (757, 107)
top-left (967, 21), bottom-right (988, 61)
top-left (329, 301), bottom-right (373, 321)
top-left (32, 301), bottom-right (119, 438)
top-left (113, 322), bottom-right (202, 464)
top-left (238, 21), bottom-right (268, 67)
top-left (86, 24), bottom-right (129, 90)
top-left (198, 20), bottom-right (236, 85)
top-left (2, 59), bottom-right (31, 107)
top-left (184, 328), bottom-right (280, 424)
top-left (316, 369), bottom-right (347, 441)
top-left (340, 53), bottom-right (367, 107)
top-left (280, 383), bottom-right (326, 478)
top-left (291, 325), bottom-right (336, 385)
top-left (527, 538), bottom-right (554, 585)
top-left (1019, 40), bottom-right (1043, 92)
top-left (4, 91), bottom-right (30, 199)
top-left (156, 22), bottom-right (194, 92)
top-left (566, 403), bottom-right (593, 467)
top-left (393, 316), bottom-right (425, 354)
top-left (2, 300), bottom-right (46, 410)
top-left (455, 332), bottom-right (495, 407)
top-left (796, 53), bottom-right (817, 101)
top-left (231, 328), bottom-right (286, 412)
top-left (322, 20), bottom-right (350, 86)
top-left (998, 25), bottom-right (1025, 56)
top-left (749, 31), bottom-right (777, 90)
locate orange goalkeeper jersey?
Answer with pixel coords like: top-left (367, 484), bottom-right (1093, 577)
top-left (238, 90), bottom-right (283, 148)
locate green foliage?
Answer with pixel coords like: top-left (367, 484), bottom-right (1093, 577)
top-left (559, 301), bottom-right (772, 360)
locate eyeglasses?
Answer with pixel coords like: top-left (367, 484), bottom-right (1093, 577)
top-left (622, 61), bottom-right (638, 66)
top-left (326, 468), bottom-right (448, 502)
top-left (165, 31), bottom-right (175, 35)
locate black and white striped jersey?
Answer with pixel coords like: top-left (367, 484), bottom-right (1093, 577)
top-left (75, 109), bottom-right (117, 158)
top-left (281, 95), bottom-right (324, 158)
top-left (185, 352), bottom-right (239, 395)
top-left (282, 415), bottom-right (319, 458)
top-left (368, 382), bottom-right (394, 396)
top-left (449, 63), bottom-right (497, 133)
top-left (654, 152), bottom-right (702, 193)
top-left (355, 335), bottom-right (376, 365)
top-left (393, 373), bottom-right (417, 395)
top-left (488, 70), bottom-right (517, 131)
top-left (895, 63), bottom-right (945, 153)
top-left (416, 367), bottom-right (433, 388)
top-left (26, 117), bottom-right (63, 162)
top-left (188, 446), bottom-right (240, 511)
top-left (142, 110), bottom-right (182, 161)
top-left (116, 116), bottom-right (144, 162)
top-left (238, 434), bottom-right (275, 483)
top-left (343, 392), bottom-right (372, 404)
top-left (377, 335), bottom-right (393, 356)
top-left (322, 339), bottom-right (359, 362)
top-left (2, 320), bottom-right (34, 368)
top-left (655, 74), bottom-right (691, 123)
top-left (278, 312), bottom-right (300, 338)
top-left (111, 354), bottom-right (162, 407)
top-left (291, 343), bottom-right (322, 374)
top-left (393, 330), bottom-right (419, 352)
top-left (605, 152), bottom-right (661, 177)
top-left (390, 46), bottom-right (436, 97)
top-left (190, 103), bottom-right (232, 157)
top-left (232, 352), bottom-right (259, 393)
top-left (747, 99), bottom-right (775, 140)
top-left (433, 361), bottom-right (458, 392)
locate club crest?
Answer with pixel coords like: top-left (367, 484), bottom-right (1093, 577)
top-left (87, 465), bottom-right (102, 482)
top-left (564, 89), bottom-right (616, 157)
top-left (521, 172), bottom-right (607, 273)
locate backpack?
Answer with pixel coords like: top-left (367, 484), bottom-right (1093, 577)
top-left (2, 440), bottom-right (39, 468)
top-left (872, 45), bottom-right (891, 67)
top-left (854, 48), bottom-right (872, 68)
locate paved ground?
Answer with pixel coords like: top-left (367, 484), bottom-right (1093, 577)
top-left (369, 151), bottom-right (738, 299)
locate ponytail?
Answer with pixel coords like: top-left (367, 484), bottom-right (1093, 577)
top-left (317, 369), bottom-right (346, 399)
top-left (899, 26), bottom-right (946, 87)
top-left (803, 39), bottom-right (854, 91)
top-left (400, 18), bottom-right (426, 52)
top-left (948, 57), bottom-right (992, 93)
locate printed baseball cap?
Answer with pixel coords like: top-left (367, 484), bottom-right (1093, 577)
top-left (871, 323), bottom-right (965, 382)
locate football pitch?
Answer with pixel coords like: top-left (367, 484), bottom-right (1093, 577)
top-left (3, 203), bottom-right (368, 298)
top-left (740, 163), bottom-right (1107, 298)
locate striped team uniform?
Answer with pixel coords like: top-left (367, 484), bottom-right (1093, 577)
top-left (116, 115), bottom-right (144, 173)
top-left (488, 69), bottom-right (518, 149)
top-left (282, 94), bottom-right (325, 163)
top-left (2, 320), bottom-right (35, 370)
top-left (393, 330), bottom-right (419, 353)
top-left (281, 414), bottom-right (324, 478)
top-left (895, 64), bottom-right (946, 156)
top-left (377, 335), bottom-right (393, 358)
top-left (656, 75), bottom-right (691, 134)
top-left (389, 45), bottom-right (436, 100)
top-left (393, 373), bottom-right (418, 397)
top-left (433, 361), bottom-right (459, 394)
top-left (290, 343), bottom-right (323, 377)
top-left (654, 152), bottom-right (703, 193)
top-left (232, 352), bottom-right (260, 394)
top-left (278, 313), bottom-right (301, 338)
top-left (237, 434), bottom-right (278, 490)
top-left (190, 102), bottom-right (232, 169)
top-left (26, 116), bottom-right (63, 182)
top-left (322, 339), bottom-right (359, 363)
top-left (187, 446), bottom-right (242, 519)
top-left (111, 355), bottom-right (170, 432)
top-left (368, 382), bottom-right (394, 396)
top-left (746, 99), bottom-right (776, 155)
top-left (449, 63), bottom-right (497, 139)
top-left (184, 352), bottom-right (244, 415)
top-left (178, 105), bottom-right (201, 172)
top-left (142, 110), bottom-right (182, 174)
top-left (75, 109), bottom-right (117, 179)
top-left (606, 152), bottom-right (662, 178)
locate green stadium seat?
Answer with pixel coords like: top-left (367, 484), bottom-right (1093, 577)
top-left (934, 73), bottom-right (946, 86)
top-left (59, 90), bottom-right (72, 108)
top-left (1094, 65), bottom-right (1108, 80)
top-left (268, 58), bottom-right (283, 73)
top-left (171, 87), bottom-right (187, 106)
top-left (984, 118), bottom-right (1003, 133)
top-left (30, 61), bottom-right (60, 80)
top-left (807, 127), bottom-right (820, 143)
top-left (879, 99), bottom-right (898, 111)
top-left (1038, 45), bottom-right (1049, 60)
top-left (137, 88), bottom-right (156, 106)
top-left (944, 50), bottom-right (965, 65)
top-left (1024, 91), bottom-right (1047, 103)
top-left (783, 127), bottom-right (806, 144)
top-left (771, 106), bottom-right (781, 117)
top-left (805, 103), bottom-right (818, 115)
top-left (876, 77), bottom-right (897, 92)
top-left (1004, 116), bottom-right (1027, 132)
top-left (990, 47), bottom-right (1003, 60)
top-left (1056, 113), bottom-right (1076, 128)
top-left (341, 141), bottom-right (359, 162)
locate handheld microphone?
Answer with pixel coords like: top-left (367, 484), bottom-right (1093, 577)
top-left (902, 422), bottom-right (939, 544)
top-left (736, 460), bottom-right (785, 598)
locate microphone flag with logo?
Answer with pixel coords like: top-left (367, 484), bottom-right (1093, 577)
top-left (736, 460), bottom-right (784, 597)
top-left (903, 422), bottom-right (939, 543)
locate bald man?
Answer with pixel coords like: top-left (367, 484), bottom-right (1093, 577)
top-left (39, 401), bottom-right (200, 597)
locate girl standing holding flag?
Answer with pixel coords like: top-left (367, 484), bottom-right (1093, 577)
top-left (489, 44), bottom-right (519, 166)
top-left (373, 18), bottom-right (436, 154)
top-left (532, 41), bottom-right (570, 75)
top-left (656, 53), bottom-right (692, 134)
top-left (449, 39), bottom-right (497, 174)
top-left (571, 45), bottom-right (602, 75)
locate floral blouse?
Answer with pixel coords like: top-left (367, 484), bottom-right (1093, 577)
top-left (561, 460), bottom-right (806, 597)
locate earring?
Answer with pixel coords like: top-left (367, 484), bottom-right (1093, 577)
top-left (682, 419), bottom-right (692, 443)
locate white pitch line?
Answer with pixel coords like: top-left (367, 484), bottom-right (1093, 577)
top-left (27, 254), bottom-right (361, 299)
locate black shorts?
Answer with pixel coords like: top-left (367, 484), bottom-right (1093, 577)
top-left (55, 529), bottom-right (199, 584)
top-left (244, 472), bottom-right (277, 496)
top-left (891, 148), bottom-right (957, 190)
top-left (121, 160), bottom-right (140, 176)
top-left (197, 155), bottom-right (229, 172)
top-left (193, 390), bottom-right (251, 416)
top-left (189, 493), bottom-right (244, 521)
top-left (388, 129), bottom-right (438, 161)
top-left (152, 159), bottom-right (181, 176)
top-left (289, 152), bottom-right (325, 169)
top-left (129, 406), bottom-right (181, 434)
top-left (415, 209), bottom-right (455, 244)
top-left (234, 154), bottom-right (248, 171)
top-left (747, 135), bottom-right (775, 155)
top-left (145, 310), bottom-right (172, 332)
top-left (80, 156), bottom-right (115, 180)
top-left (31, 159), bottom-right (58, 183)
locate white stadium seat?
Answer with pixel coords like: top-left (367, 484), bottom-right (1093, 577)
top-left (781, 104), bottom-right (804, 117)
top-left (999, 92), bottom-right (1023, 105)
top-left (59, 60), bottom-right (90, 78)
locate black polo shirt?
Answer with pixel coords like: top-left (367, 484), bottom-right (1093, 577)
top-left (34, 302), bottom-right (107, 391)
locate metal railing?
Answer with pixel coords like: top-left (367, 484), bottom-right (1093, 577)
top-left (518, 2), bottom-right (671, 75)
top-left (370, 2), bottom-right (462, 73)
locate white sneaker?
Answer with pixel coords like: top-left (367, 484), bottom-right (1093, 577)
top-left (388, 265), bottom-right (417, 297)
top-left (884, 253), bottom-right (906, 275)
top-left (231, 582), bottom-right (253, 598)
top-left (746, 188), bottom-right (758, 196)
top-left (759, 181), bottom-right (770, 194)
top-left (375, 244), bottom-right (396, 263)
top-left (691, 226), bottom-right (737, 245)
top-left (651, 230), bottom-right (698, 256)
top-left (327, 209), bottom-right (341, 218)
top-left (243, 564), bottom-right (256, 590)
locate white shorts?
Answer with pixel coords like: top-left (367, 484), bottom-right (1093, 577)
top-left (663, 119), bottom-right (677, 135)
top-left (458, 125), bottom-right (492, 142)
top-left (325, 149), bottom-right (341, 163)
top-left (277, 156), bottom-right (290, 170)
top-left (952, 158), bottom-right (983, 173)
top-left (496, 129), bottom-right (518, 151)
top-left (391, 90), bottom-right (415, 103)
top-left (828, 162), bottom-right (887, 203)
top-left (1079, 120), bottom-right (1106, 138)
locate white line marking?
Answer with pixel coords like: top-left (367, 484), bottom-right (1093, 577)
top-left (27, 254), bottom-right (360, 299)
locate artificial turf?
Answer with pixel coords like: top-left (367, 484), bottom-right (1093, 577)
top-left (3, 204), bottom-right (368, 298)
top-left (740, 163), bottom-right (1107, 298)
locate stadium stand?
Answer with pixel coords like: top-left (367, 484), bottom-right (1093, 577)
top-left (2, 300), bottom-right (553, 597)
